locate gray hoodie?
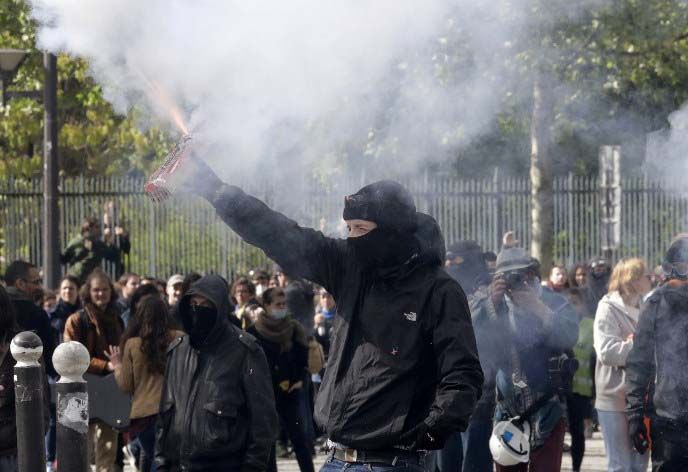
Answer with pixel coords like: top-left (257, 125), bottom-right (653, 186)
top-left (593, 291), bottom-right (640, 411)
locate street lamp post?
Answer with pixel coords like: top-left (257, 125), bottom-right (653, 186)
top-left (0, 49), bottom-right (27, 106)
top-left (43, 52), bottom-right (60, 289)
top-left (0, 49), bottom-right (60, 288)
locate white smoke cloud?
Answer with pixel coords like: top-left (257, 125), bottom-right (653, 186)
top-left (28, 0), bottom-right (534, 179)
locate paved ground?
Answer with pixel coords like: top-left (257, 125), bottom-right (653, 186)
top-left (275, 432), bottom-right (649, 472)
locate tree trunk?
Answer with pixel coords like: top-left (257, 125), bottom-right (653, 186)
top-left (530, 72), bottom-right (554, 276)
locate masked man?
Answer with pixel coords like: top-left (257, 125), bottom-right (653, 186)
top-left (182, 160), bottom-right (484, 471)
top-left (626, 235), bottom-right (688, 471)
top-left (155, 275), bottom-right (278, 472)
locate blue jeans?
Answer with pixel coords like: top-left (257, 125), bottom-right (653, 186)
top-left (597, 410), bottom-right (649, 472)
top-left (461, 411), bottom-right (494, 472)
top-left (0, 455), bottom-right (17, 472)
top-left (321, 457), bottom-right (425, 472)
top-left (425, 433), bottom-right (463, 472)
top-left (136, 421), bottom-right (157, 472)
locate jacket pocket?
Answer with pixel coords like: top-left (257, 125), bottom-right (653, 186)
top-left (201, 401), bottom-right (238, 449)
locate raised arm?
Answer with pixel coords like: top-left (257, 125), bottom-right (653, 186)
top-left (212, 184), bottom-right (346, 292)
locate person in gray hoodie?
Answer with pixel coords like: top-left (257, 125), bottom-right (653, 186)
top-left (593, 258), bottom-right (652, 472)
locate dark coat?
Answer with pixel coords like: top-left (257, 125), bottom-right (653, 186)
top-left (7, 287), bottom-right (57, 378)
top-left (49, 299), bottom-right (80, 345)
top-left (210, 185), bottom-right (484, 450)
top-left (247, 323), bottom-right (308, 395)
top-left (155, 275), bottom-right (278, 472)
top-left (626, 281), bottom-right (688, 426)
top-left (60, 234), bottom-right (131, 283)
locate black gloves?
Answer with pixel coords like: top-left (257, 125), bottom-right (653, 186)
top-left (628, 416), bottom-right (649, 454)
top-left (180, 156), bottom-right (224, 201)
top-left (399, 422), bottom-right (440, 451)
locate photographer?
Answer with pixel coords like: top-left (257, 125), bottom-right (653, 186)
top-left (61, 217), bottom-right (131, 283)
top-left (472, 248), bottom-right (578, 471)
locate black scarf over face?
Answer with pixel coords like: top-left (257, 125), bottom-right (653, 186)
top-left (347, 228), bottom-right (419, 270)
top-left (188, 305), bottom-right (218, 349)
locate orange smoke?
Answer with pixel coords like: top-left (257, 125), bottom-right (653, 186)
top-left (138, 72), bottom-right (189, 135)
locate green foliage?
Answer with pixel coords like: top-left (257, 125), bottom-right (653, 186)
top-left (3, 0), bottom-right (688, 178)
top-left (0, 0), bottom-right (174, 178)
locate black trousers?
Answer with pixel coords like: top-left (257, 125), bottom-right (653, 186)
top-left (651, 424), bottom-right (688, 472)
top-left (268, 390), bottom-right (315, 472)
top-left (566, 393), bottom-right (592, 472)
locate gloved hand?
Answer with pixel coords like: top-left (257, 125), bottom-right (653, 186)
top-left (399, 422), bottom-right (439, 451)
top-left (176, 156), bottom-right (224, 201)
top-left (628, 416), bottom-right (649, 454)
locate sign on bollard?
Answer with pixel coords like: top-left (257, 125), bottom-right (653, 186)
top-left (53, 341), bottom-right (90, 472)
top-left (10, 331), bottom-right (46, 472)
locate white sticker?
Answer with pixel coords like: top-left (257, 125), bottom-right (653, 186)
top-left (57, 392), bottom-right (89, 434)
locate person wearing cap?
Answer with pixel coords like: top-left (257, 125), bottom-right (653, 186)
top-left (626, 234), bottom-right (688, 470)
top-left (472, 247), bottom-right (578, 471)
top-left (165, 274), bottom-right (184, 307)
top-left (155, 275), bottom-right (278, 472)
top-left (180, 159), bottom-right (484, 471)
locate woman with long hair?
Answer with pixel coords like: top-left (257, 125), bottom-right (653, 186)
top-left (594, 258), bottom-right (652, 472)
top-left (64, 269), bottom-right (124, 472)
top-left (106, 295), bottom-right (184, 472)
top-left (0, 285), bottom-right (20, 472)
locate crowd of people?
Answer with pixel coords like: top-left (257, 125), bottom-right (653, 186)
top-left (2, 174), bottom-right (688, 472)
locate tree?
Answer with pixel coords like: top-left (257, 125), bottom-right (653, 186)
top-left (0, 0), bottom-right (174, 179)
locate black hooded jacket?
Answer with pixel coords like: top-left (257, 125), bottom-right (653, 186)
top-left (626, 281), bottom-right (688, 426)
top-left (155, 275), bottom-right (278, 472)
top-left (210, 185), bottom-right (483, 450)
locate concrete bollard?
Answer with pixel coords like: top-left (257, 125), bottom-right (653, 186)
top-left (10, 331), bottom-right (46, 472)
top-left (53, 341), bottom-right (90, 472)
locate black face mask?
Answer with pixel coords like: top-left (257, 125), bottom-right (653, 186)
top-left (347, 228), bottom-right (418, 269)
top-left (446, 263), bottom-right (477, 293)
top-left (189, 305), bottom-right (218, 348)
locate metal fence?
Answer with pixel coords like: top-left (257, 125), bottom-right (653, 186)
top-left (2, 172), bottom-right (687, 285)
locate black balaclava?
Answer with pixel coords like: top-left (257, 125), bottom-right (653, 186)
top-left (343, 180), bottom-right (419, 269)
top-left (446, 240), bottom-right (490, 293)
top-left (188, 304), bottom-right (218, 348)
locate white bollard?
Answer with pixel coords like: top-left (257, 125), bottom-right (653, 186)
top-left (53, 341), bottom-right (90, 472)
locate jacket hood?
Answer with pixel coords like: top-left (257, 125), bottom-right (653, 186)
top-left (412, 212), bottom-right (445, 268)
top-left (179, 275), bottom-right (230, 335)
top-left (600, 291), bottom-right (626, 311)
top-left (657, 279), bottom-right (688, 310)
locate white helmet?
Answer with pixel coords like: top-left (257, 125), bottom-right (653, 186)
top-left (489, 419), bottom-right (531, 466)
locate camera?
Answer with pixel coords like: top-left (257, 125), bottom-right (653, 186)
top-left (500, 270), bottom-right (529, 291)
top-left (548, 354), bottom-right (579, 395)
